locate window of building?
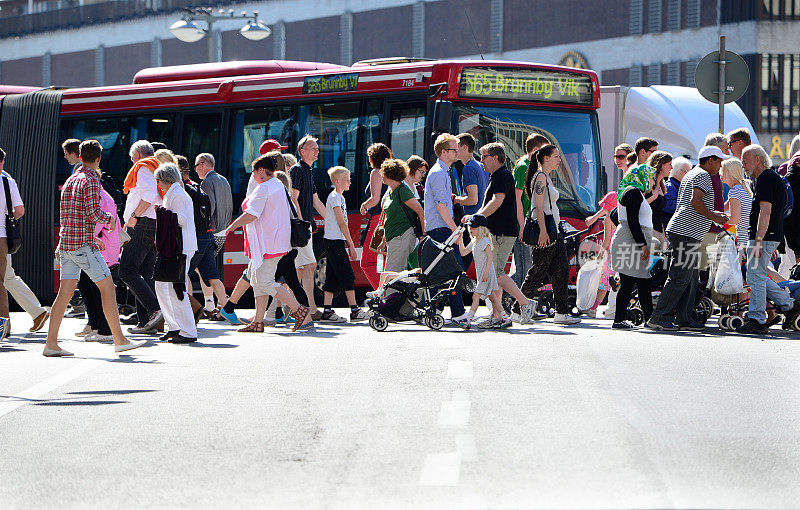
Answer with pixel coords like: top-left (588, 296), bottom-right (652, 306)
top-left (630, 66), bottom-right (642, 87)
top-left (630, 0), bottom-right (643, 35)
top-left (761, 54), bottom-right (800, 132)
top-left (668, 0), bottom-right (681, 30)
top-left (687, 0), bottom-right (701, 27)
top-left (648, 0), bottom-right (663, 33)
top-left (762, 0), bottom-right (800, 20)
top-left (648, 64), bottom-right (661, 86)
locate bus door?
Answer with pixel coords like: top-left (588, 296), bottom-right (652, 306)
top-left (386, 102), bottom-right (427, 162)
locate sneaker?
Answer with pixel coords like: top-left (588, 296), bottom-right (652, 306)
top-left (143, 311), bottom-right (163, 331)
top-left (645, 320), bottom-right (679, 331)
top-left (493, 318), bottom-right (512, 329)
top-left (477, 317), bottom-right (499, 329)
top-left (0, 317), bottom-right (9, 340)
top-left (84, 332), bottom-right (114, 342)
top-left (509, 312), bottom-right (522, 323)
top-left (276, 314), bottom-right (295, 325)
top-left (218, 308), bottom-right (241, 325)
top-left (612, 321), bottom-right (638, 330)
top-left (519, 301), bottom-right (534, 325)
top-left (736, 318), bottom-right (768, 334)
top-left (295, 320), bottom-right (315, 331)
top-left (448, 313), bottom-right (470, 325)
top-left (554, 313), bottom-right (581, 325)
top-left (451, 317), bottom-right (472, 329)
top-left (76, 324), bottom-right (95, 337)
top-left (349, 309), bottom-right (368, 322)
top-left (128, 324), bottom-right (157, 335)
top-left (584, 309), bottom-right (598, 318)
top-left (678, 321), bottom-right (706, 332)
top-left (65, 305), bottom-right (85, 318)
top-left (320, 310), bottom-right (347, 323)
top-left (115, 339), bottom-right (147, 353)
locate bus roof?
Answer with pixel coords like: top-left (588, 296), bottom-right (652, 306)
top-left (60, 59), bottom-right (600, 115)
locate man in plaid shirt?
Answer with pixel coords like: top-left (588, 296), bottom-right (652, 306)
top-left (44, 140), bottom-right (145, 357)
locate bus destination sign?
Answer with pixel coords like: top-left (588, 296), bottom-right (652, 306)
top-left (459, 67), bottom-right (593, 105)
top-left (303, 73), bottom-right (359, 95)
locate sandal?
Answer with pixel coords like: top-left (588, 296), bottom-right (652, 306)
top-left (237, 321), bottom-right (264, 333)
top-left (292, 305), bottom-right (310, 332)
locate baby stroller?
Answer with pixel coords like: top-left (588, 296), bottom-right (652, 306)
top-left (366, 227), bottom-right (470, 332)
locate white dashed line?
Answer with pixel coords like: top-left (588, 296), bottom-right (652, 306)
top-left (455, 434), bottom-right (478, 462)
top-left (419, 452), bottom-right (461, 486)
top-left (438, 400), bottom-right (471, 428)
top-left (447, 360), bottom-right (473, 379)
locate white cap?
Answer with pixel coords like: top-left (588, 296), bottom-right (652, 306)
top-left (697, 145), bottom-right (731, 160)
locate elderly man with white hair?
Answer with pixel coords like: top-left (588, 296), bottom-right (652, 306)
top-left (737, 144), bottom-right (800, 334)
top-left (662, 156), bottom-right (692, 224)
top-left (154, 163), bottom-right (198, 343)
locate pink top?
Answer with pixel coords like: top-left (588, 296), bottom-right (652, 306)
top-left (242, 178), bottom-right (291, 270)
top-left (598, 191), bottom-right (618, 212)
top-left (95, 188), bottom-right (121, 266)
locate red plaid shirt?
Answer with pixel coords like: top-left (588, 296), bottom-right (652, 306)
top-left (58, 167), bottom-right (112, 252)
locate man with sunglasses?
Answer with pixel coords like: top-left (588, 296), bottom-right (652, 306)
top-left (726, 128), bottom-right (752, 160)
top-left (633, 138), bottom-right (658, 166)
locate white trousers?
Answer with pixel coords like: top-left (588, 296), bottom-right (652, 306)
top-left (5, 255), bottom-right (45, 318)
top-left (155, 263), bottom-right (197, 338)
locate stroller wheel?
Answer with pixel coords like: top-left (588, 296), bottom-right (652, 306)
top-left (701, 297), bottom-right (714, 317)
top-left (369, 315), bottom-right (389, 332)
top-left (627, 308), bottom-right (644, 326)
top-left (425, 314), bottom-right (445, 331)
top-left (728, 315), bottom-right (745, 331)
top-left (792, 315), bottom-right (800, 331)
top-left (718, 315), bottom-right (731, 331)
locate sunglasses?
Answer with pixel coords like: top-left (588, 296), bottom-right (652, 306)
top-left (614, 154), bottom-right (627, 160)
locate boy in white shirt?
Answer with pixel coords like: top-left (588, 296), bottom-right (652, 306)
top-left (321, 166), bottom-right (367, 323)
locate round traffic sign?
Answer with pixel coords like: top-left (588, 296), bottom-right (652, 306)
top-left (694, 50), bottom-right (750, 104)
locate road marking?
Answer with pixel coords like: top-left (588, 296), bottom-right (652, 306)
top-left (451, 389), bottom-right (469, 401)
top-left (0, 359), bottom-right (104, 419)
top-left (447, 360), bottom-right (473, 379)
top-left (419, 452), bottom-right (461, 486)
top-left (455, 434), bottom-right (478, 462)
top-left (438, 400), bottom-right (471, 428)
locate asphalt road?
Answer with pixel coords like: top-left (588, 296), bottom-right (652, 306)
top-left (1, 309), bottom-right (798, 509)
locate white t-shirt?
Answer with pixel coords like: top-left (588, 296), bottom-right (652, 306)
top-left (324, 190), bottom-right (347, 240)
top-left (0, 171), bottom-right (23, 239)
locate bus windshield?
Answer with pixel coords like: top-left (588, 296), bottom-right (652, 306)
top-left (453, 104), bottom-right (601, 218)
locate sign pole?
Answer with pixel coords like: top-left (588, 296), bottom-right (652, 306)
top-left (718, 36), bottom-right (726, 133)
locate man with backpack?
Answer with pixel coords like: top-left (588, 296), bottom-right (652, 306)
top-left (182, 160), bottom-right (232, 323)
top-left (737, 144), bottom-right (800, 334)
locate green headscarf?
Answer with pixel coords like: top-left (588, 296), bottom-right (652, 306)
top-left (618, 164), bottom-right (656, 196)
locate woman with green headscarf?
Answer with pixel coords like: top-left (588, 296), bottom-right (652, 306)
top-left (609, 164), bottom-right (657, 329)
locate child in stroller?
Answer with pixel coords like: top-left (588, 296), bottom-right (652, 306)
top-left (365, 227), bottom-right (470, 331)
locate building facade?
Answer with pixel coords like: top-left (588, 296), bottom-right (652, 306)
top-left (0, 0), bottom-right (798, 162)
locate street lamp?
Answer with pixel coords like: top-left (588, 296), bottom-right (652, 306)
top-left (170, 8), bottom-right (272, 63)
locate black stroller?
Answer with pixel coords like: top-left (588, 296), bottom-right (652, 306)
top-left (366, 227), bottom-right (470, 332)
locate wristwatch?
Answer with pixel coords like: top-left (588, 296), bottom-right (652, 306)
top-left (756, 236), bottom-right (764, 241)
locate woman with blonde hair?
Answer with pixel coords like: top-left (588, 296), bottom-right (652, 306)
top-left (645, 150), bottom-right (673, 239)
top-left (720, 157), bottom-right (752, 246)
top-left (154, 149), bottom-right (177, 165)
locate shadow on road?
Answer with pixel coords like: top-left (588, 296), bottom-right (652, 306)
top-left (1, 389), bottom-right (157, 407)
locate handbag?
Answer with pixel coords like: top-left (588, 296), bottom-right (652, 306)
top-left (521, 172), bottom-right (558, 248)
top-left (284, 188), bottom-right (312, 248)
top-left (2, 176), bottom-right (22, 255)
top-left (369, 213), bottom-right (385, 252)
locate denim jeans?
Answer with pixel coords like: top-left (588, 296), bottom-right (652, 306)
top-left (511, 238), bottom-right (532, 289)
top-left (746, 240), bottom-right (792, 324)
top-left (119, 218), bottom-right (159, 319)
top-left (426, 227), bottom-right (465, 317)
top-left (650, 232), bottom-right (700, 325)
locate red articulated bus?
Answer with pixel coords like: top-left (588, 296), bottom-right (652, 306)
top-left (1, 58), bottom-right (605, 297)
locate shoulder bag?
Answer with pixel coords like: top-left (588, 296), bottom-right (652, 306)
top-left (369, 212), bottom-right (385, 252)
top-left (3, 176), bottom-right (22, 255)
top-left (521, 172), bottom-right (558, 248)
top-left (284, 188), bottom-right (312, 248)
top-left (397, 185), bottom-right (424, 238)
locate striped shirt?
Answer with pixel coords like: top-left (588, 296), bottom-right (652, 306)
top-left (665, 168), bottom-right (715, 241)
top-left (58, 167), bottom-right (113, 252)
top-left (727, 183), bottom-right (752, 244)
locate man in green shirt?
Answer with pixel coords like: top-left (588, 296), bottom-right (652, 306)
top-left (511, 133), bottom-right (549, 290)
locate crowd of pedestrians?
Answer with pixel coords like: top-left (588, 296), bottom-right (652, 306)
top-left (1, 124), bottom-right (800, 356)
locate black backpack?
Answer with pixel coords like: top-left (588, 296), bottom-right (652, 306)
top-left (184, 181), bottom-right (212, 236)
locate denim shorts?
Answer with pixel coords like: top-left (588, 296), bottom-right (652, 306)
top-left (188, 232), bottom-right (220, 284)
top-left (59, 245), bottom-right (111, 282)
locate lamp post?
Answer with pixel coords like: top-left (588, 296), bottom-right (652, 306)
top-left (170, 8), bottom-right (271, 63)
